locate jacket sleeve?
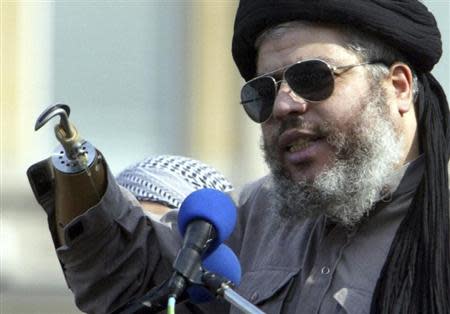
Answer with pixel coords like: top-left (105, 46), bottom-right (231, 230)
top-left (28, 159), bottom-right (180, 314)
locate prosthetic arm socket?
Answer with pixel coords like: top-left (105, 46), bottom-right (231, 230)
top-left (53, 150), bottom-right (107, 245)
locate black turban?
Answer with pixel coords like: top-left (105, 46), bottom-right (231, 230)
top-left (232, 1), bottom-right (450, 314)
top-left (232, 0), bottom-right (442, 81)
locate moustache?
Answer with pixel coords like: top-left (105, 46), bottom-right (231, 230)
top-left (274, 117), bottom-right (331, 138)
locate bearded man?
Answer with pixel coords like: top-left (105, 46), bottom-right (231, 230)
top-left (28, 1), bottom-right (449, 314)
top-left (232, 1), bottom-right (449, 313)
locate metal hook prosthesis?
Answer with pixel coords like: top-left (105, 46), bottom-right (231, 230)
top-left (35, 104), bottom-right (96, 174)
top-left (35, 104), bottom-right (74, 137)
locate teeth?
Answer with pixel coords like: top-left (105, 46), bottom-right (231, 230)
top-left (288, 139), bottom-right (311, 152)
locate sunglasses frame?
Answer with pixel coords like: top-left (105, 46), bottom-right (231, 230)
top-left (240, 58), bottom-right (378, 123)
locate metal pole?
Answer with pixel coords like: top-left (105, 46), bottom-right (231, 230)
top-left (223, 286), bottom-right (266, 314)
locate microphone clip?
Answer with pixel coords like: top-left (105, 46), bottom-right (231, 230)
top-left (168, 220), bottom-right (216, 297)
top-left (201, 271), bottom-right (235, 297)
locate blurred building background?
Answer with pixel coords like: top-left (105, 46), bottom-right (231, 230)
top-left (1, 1), bottom-right (449, 313)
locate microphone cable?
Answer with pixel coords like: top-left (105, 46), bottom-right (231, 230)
top-left (167, 296), bottom-right (176, 314)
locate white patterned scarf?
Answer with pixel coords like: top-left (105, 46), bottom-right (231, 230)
top-left (116, 155), bottom-right (233, 209)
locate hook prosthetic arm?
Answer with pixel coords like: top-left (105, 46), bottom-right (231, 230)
top-left (28, 104), bottom-right (107, 245)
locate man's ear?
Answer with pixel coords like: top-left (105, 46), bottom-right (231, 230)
top-left (386, 62), bottom-right (414, 115)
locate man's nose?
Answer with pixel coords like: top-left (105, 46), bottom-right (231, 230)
top-left (271, 81), bottom-right (309, 119)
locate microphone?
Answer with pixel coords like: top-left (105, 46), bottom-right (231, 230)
top-left (168, 188), bottom-right (237, 298)
top-left (187, 244), bottom-right (242, 303)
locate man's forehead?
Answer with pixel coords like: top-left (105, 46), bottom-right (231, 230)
top-left (255, 25), bottom-right (352, 73)
top-left (257, 22), bottom-right (347, 49)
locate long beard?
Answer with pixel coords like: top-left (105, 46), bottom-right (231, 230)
top-left (262, 86), bottom-right (404, 227)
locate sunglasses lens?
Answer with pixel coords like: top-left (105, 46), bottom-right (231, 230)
top-left (241, 77), bottom-right (276, 123)
top-left (285, 60), bottom-right (334, 101)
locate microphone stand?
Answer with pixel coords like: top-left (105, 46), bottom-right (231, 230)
top-left (223, 288), bottom-right (265, 314)
top-left (202, 272), bottom-right (266, 314)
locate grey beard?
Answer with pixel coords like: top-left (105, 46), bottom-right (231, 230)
top-left (262, 87), bottom-right (404, 227)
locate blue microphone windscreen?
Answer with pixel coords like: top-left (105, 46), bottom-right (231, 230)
top-left (203, 244), bottom-right (241, 285)
top-left (178, 188), bottom-right (237, 251)
top-left (187, 244), bottom-right (241, 304)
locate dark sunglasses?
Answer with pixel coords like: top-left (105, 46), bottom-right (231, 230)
top-left (240, 59), bottom-right (377, 123)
